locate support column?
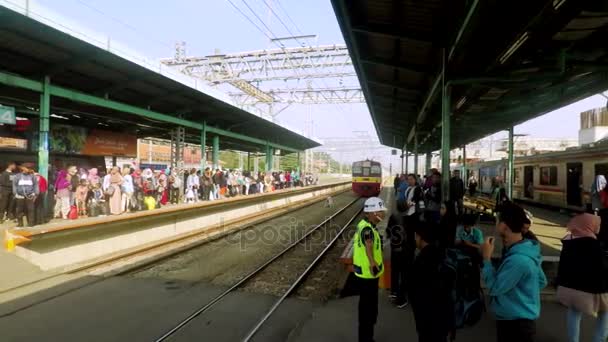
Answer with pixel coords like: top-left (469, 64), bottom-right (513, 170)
top-left (413, 132), bottom-right (419, 176)
top-left (269, 148), bottom-right (274, 172)
top-left (462, 145), bottom-right (467, 182)
top-left (200, 122), bottom-right (206, 170)
top-left (39, 76), bottom-right (50, 181)
top-left (148, 140), bottom-right (153, 164)
top-left (441, 57), bottom-right (451, 202)
top-left (265, 144), bottom-right (273, 172)
top-left (405, 150), bottom-right (409, 174)
top-left (297, 152), bottom-right (301, 172)
top-left (247, 152), bottom-right (250, 171)
top-left (401, 149), bottom-right (405, 174)
top-left (212, 135), bottom-right (219, 169)
top-left (425, 152), bottom-right (432, 174)
top-left (507, 127), bottom-right (514, 199)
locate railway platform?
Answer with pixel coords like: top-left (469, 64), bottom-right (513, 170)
top-left (0, 180), bottom-right (349, 293)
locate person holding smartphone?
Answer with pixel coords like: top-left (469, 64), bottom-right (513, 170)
top-left (481, 203), bottom-right (547, 342)
top-left (353, 197), bottom-right (386, 342)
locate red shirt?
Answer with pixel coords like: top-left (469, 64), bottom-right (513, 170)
top-left (37, 175), bottom-right (48, 193)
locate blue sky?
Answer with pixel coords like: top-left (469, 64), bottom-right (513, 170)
top-left (31, 0), bottom-right (608, 145)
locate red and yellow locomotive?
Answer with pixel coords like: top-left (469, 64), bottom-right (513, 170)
top-left (352, 160), bottom-right (382, 197)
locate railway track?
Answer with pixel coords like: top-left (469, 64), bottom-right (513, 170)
top-left (153, 196), bottom-right (363, 342)
top-left (0, 188), bottom-right (352, 316)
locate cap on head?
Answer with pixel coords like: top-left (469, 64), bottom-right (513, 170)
top-left (363, 197), bottom-right (387, 213)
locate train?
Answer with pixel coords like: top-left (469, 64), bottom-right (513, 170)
top-left (352, 160), bottom-right (382, 197)
top-left (460, 142), bottom-right (608, 212)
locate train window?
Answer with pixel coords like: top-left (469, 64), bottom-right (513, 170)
top-left (540, 166), bottom-right (558, 186)
top-left (362, 167), bottom-right (370, 176)
top-left (352, 165), bottom-right (362, 174)
top-left (371, 165), bottom-right (381, 175)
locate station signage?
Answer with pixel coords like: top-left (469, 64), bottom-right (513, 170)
top-left (0, 105), bottom-right (16, 125)
top-left (0, 137), bottom-right (27, 149)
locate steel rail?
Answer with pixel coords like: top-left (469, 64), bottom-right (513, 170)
top-left (242, 206), bottom-right (362, 341)
top-left (153, 197), bottom-right (361, 342)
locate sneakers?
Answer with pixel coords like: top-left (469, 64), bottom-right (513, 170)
top-left (388, 293), bottom-right (397, 300)
top-left (396, 299), bottom-right (409, 309)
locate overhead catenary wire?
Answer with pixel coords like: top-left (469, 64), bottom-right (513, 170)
top-left (257, 0), bottom-right (354, 111)
top-left (226, 0), bottom-right (350, 112)
top-left (74, 0), bottom-right (173, 49)
top-left (226, 0), bottom-right (277, 43)
top-left (274, 0), bottom-right (305, 36)
top-left (239, 0), bottom-right (285, 46)
top-left (260, 0), bottom-right (299, 42)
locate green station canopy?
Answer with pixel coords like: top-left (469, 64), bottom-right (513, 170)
top-left (332, 0), bottom-right (608, 152)
top-left (0, 5), bottom-right (320, 154)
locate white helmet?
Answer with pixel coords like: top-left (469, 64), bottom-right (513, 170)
top-left (363, 197), bottom-right (387, 213)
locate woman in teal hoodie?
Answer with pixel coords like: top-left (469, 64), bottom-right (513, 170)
top-left (481, 203), bottom-right (547, 342)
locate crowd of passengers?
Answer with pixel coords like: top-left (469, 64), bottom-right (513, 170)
top-left (354, 170), bottom-right (608, 342)
top-left (0, 161), bottom-right (319, 228)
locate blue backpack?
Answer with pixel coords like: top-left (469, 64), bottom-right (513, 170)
top-left (441, 248), bottom-right (485, 331)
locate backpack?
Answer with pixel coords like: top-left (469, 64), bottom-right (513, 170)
top-left (441, 248), bottom-right (485, 332)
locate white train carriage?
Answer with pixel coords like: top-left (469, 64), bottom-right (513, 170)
top-left (461, 143), bottom-right (608, 211)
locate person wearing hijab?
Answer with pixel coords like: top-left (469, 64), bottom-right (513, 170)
top-left (88, 168), bottom-right (100, 187)
top-left (557, 213), bottom-right (608, 342)
top-left (121, 167), bottom-right (134, 212)
top-left (592, 175), bottom-right (608, 250)
top-left (108, 166), bottom-right (123, 215)
top-left (131, 168), bottom-right (143, 210)
top-left (54, 169), bottom-right (71, 219)
top-left (591, 175), bottom-right (608, 214)
top-left (158, 169), bottom-right (169, 206)
top-left (67, 165), bottom-right (78, 205)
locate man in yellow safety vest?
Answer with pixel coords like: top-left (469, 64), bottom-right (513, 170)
top-left (353, 196), bottom-right (386, 342)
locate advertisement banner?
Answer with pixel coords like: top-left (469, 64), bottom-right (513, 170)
top-left (82, 129), bottom-right (137, 156)
top-left (50, 124), bottom-right (136, 157)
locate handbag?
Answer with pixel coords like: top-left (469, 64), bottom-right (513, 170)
top-left (68, 205), bottom-right (78, 220)
top-left (104, 185), bottom-right (115, 197)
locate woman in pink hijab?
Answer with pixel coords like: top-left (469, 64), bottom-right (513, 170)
top-left (557, 213), bottom-right (608, 342)
top-left (88, 168), bottom-right (100, 187)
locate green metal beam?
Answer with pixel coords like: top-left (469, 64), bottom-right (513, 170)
top-left (404, 148), bottom-right (408, 174)
top-left (413, 131), bottom-right (419, 176)
top-left (0, 72), bottom-right (43, 92)
top-left (200, 121), bottom-right (207, 171)
top-left (507, 127), bottom-right (514, 199)
top-left (0, 70), bottom-right (301, 153)
top-left (361, 57), bottom-right (429, 74)
top-left (351, 23), bottom-right (433, 43)
top-left (38, 76), bottom-right (50, 180)
top-left (212, 135), bottom-right (220, 169)
top-left (48, 84), bottom-right (201, 130)
top-left (461, 145), bottom-right (467, 183)
top-left (405, 0), bottom-right (480, 148)
top-left (441, 81), bottom-right (451, 202)
top-left (367, 80), bottom-right (422, 96)
top-left (205, 126), bottom-right (297, 153)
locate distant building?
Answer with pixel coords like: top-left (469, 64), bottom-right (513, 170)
top-left (448, 137), bottom-right (577, 166)
top-left (579, 107), bottom-right (608, 145)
